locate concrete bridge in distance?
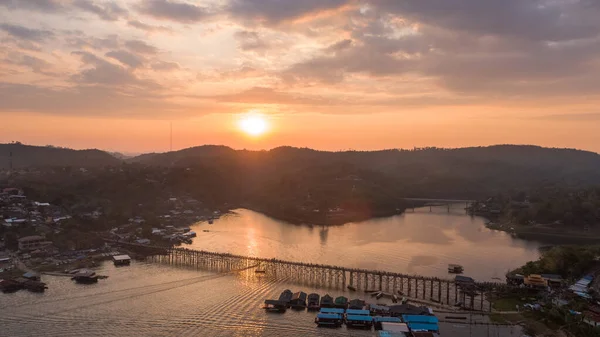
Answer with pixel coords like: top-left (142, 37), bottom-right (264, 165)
top-left (109, 240), bottom-right (505, 312)
top-left (404, 198), bottom-right (476, 211)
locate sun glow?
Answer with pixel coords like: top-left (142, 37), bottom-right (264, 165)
top-left (238, 113), bottom-right (269, 136)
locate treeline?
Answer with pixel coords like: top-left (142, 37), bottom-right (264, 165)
top-left (512, 245), bottom-right (600, 280)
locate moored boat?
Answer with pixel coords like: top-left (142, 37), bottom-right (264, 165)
top-left (348, 298), bottom-right (366, 310)
top-left (278, 289), bottom-right (293, 305)
top-left (71, 269), bottom-right (99, 284)
top-left (263, 300), bottom-right (287, 313)
top-left (307, 293), bottom-right (320, 311)
top-left (448, 264), bottom-right (464, 274)
top-left (112, 254), bottom-right (131, 266)
top-left (320, 294), bottom-right (334, 308)
top-left (315, 313), bottom-right (343, 327)
top-left (347, 285), bottom-right (356, 291)
top-left (290, 291), bottom-right (307, 309)
top-left (334, 296), bottom-right (348, 309)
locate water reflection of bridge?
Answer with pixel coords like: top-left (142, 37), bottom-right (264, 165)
top-left (111, 241), bottom-right (504, 312)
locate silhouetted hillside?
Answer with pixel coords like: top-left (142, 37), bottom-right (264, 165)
top-left (0, 143), bottom-right (120, 169)
top-left (127, 145), bottom-right (600, 199)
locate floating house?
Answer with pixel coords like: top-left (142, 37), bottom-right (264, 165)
top-left (348, 298), bottom-right (366, 309)
top-left (278, 289), bottom-right (293, 304)
top-left (334, 296), bottom-right (348, 309)
top-left (290, 291), bottom-right (307, 309)
top-left (315, 313), bottom-right (343, 327)
top-left (307, 293), bottom-right (320, 311)
top-left (112, 254), bottom-right (131, 266)
top-left (345, 315), bottom-right (373, 329)
top-left (373, 316), bottom-right (402, 330)
top-left (402, 315), bottom-right (439, 333)
top-left (320, 294), bottom-right (334, 308)
top-left (263, 300), bottom-right (287, 313)
top-left (71, 269), bottom-right (99, 284)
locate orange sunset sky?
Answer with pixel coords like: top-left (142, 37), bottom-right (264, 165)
top-left (1, 0), bottom-right (600, 153)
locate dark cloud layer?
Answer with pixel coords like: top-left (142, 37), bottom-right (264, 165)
top-left (228, 0), bottom-right (350, 25)
top-left (72, 0), bottom-right (128, 21)
top-left (0, 0), bottom-right (64, 12)
top-left (137, 0), bottom-right (211, 23)
top-left (0, 24), bottom-right (54, 42)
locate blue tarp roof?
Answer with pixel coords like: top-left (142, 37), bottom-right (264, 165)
top-left (407, 322), bottom-right (439, 331)
top-left (317, 313), bottom-right (342, 319)
top-left (320, 308), bottom-right (345, 314)
top-left (402, 315), bottom-right (439, 324)
top-left (346, 315), bottom-right (373, 322)
top-left (346, 309), bottom-right (370, 315)
top-left (374, 316), bottom-right (402, 323)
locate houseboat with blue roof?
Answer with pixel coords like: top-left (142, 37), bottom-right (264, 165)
top-left (315, 313), bottom-right (343, 327)
top-left (373, 316), bottom-right (402, 330)
top-left (345, 315), bottom-right (373, 329)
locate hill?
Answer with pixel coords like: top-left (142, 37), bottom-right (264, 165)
top-left (0, 143), bottom-right (121, 169)
top-left (127, 145), bottom-right (600, 199)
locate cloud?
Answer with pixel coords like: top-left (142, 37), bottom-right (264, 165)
top-left (127, 20), bottom-right (172, 33)
top-left (71, 51), bottom-right (159, 89)
top-left (0, 82), bottom-right (177, 117)
top-left (137, 0), bottom-right (211, 23)
top-left (125, 40), bottom-right (158, 55)
top-left (212, 86), bottom-right (332, 105)
top-left (233, 30), bottom-right (269, 51)
top-left (0, 24), bottom-right (54, 42)
top-left (227, 0), bottom-right (351, 25)
top-left (72, 0), bottom-right (128, 21)
top-left (0, 0), bottom-right (64, 12)
top-left (105, 50), bottom-right (145, 68)
top-left (536, 113), bottom-right (600, 121)
top-left (4, 54), bottom-right (55, 76)
top-left (374, 0), bottom-right (600, 43)
top-left (151, 61), bottom-right (180, 71)
top-left (65, 34), bottom-right (119, 50)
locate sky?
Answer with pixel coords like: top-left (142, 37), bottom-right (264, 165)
top-left (1, 0), bottom-right (600, 154)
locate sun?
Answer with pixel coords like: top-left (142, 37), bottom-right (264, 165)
top-left (238, 114), bottom-right (268, 136)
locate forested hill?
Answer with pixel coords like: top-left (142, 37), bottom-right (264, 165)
top-left (127, 145), bottom-right (600, 199)
top-left (0, 143), bottom-right (120, 169)
top-left (4, 143), bottom-right (600, 200)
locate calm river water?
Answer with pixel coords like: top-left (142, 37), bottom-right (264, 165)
top-left (186, 206), bottom-right (542, 282)
top-left (0, 206), bottom-right (533, 336)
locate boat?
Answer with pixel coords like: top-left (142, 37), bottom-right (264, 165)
top-left (290, 291), bottom-right (307, 309)
top-left (208, 219), bottom-right (214, 224)
top-left (347, 285), bottom-right (356, 292)
top-left (254, 269), bottom-right (266, 274)
top-left (0, 279), bottom-right (23, 293)
top-left (24, 280), bottom-right (47, 293)
top-left (203, 230), bottom-right (210, 232)
top-left (348, 299), bottom-right (366, 310)
top-left (71, 269), bottom-right (99, 284)
top-left (448, 264), bottom-right (464, 274)
top-left (334, 296), bottom-right (348, 309)
top-left (315, 313), bottom-right (343, 327)
top-left (320, 294), bottom-right (334, 308)
top-left (307, 293), bottom-right (320, 311)
top-left (345, 311), bottom-right (373, 329)
top-left (112, 254), bottom-right (131, 266)
top-left (278, 289), bottom-right (293, 305)
top-left (263, 300), bottom-right (287, 313)
top-left (370, 291), bottom-right (381, 297)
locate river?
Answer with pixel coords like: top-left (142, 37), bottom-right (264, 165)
top-left (0, 206), bottom-right (533, 336)
top-left (185, 206), bottom-right (542, 282)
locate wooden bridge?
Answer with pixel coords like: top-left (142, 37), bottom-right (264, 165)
top-left (110, 241), bottom-right (504, 312)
